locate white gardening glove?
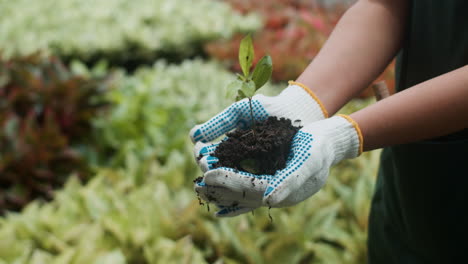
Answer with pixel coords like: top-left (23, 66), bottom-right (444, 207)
top-left (189, 81), bottom-right (328, 143)
top-left (194, 115), bottom-right (362, 216)
top-left (193, 140), bottom-right (272, 217)
top-left (194, 177), bottom-right (262, 217)
top-left (263, 115), bottom-right (362, 207)
top-left (190, 81), bottom-right (328, 216)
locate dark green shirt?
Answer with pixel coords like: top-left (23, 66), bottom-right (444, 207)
top-left (396, 0), bottom-right (468, 92)
top-left (368, 1), bottom-right (468, 263)
top-left (396, 0), bottom-right (468, 141)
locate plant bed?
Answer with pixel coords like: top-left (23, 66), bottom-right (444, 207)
top-left (213, 116), bottom-right (300, 174)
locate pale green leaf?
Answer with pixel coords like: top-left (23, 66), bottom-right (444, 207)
top-left (93, 250), bottom-right (126, 264)
top-left (29, 250), bottom-right (53, 264)
top-left (251, 55), bottom-right (272, 90)
top-left (240, 80), bottom-right (255, 98)
top-left (226, 79), bottom-right (243, 99)
top-left (236, 89), bottom-right (247, 101)
top-left (0, 72), bottom-right (10, 87)
top-left (238, 34), bottom-right (254, 77)
top-left (51, 249), bottom-right (75, 264)
top-left (91, 60), bottom-right (109, 77)
top-left (70, 60), bottom-right (90, 77)
top-left (240, 159), bottom-right (259, 174)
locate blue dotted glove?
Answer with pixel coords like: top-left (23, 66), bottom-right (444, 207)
top-left (194, 115), bottom-right (363, 216)
top-left (191, 82), bottom-right (329, 217)
top-left (189, 82), bottom-right (328, 143)
top-left (194, 178), bottom-right (261, 217)
top-left (193, 140), bottom-right (272, 217)
top-left (263, 115), bottom-right (362, 207)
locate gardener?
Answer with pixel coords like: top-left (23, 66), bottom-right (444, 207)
top-left (190, 0), bottom-right (468, 263)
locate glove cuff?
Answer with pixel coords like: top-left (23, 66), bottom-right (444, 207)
top-left (288, 81), bottom-right (329, 119)
top-left (261, 81), bottom-right (327, 125)
top-left (337, 114), bottom-right (363, 155)
top-left (330, 115), bottom-right (362, 164)
top-left (308, 115), bottom-right (362, 164)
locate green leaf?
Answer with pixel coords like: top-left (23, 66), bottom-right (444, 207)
top-left (240, 80), bottom-right (256, 98)
top-left (226, 79), bottom-right (243, 99)
top-left (236, 89), bottom-right (247, 101)
top-left (240, 159), bottom-right (259, 174)
top-left (239, 34), bottom-right (254, 77)
top-left (91, 60), bottom-right (109, 77)
top-left (70, 60), bottom-right (90, 77)
top-left (0, 72), bottom-right (10, 87)
top-left (236, 73), bottom-right (246, 82)
top-left (251, 55), bottom-right (272, 90)
top-left (93, 250), bottom-right (126, 264)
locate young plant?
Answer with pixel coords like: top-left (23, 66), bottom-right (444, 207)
top-left (227, 34), bottom-right (273, 128)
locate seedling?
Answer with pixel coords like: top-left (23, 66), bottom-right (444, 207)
top-left (227, 34), bottom-right (273, 128)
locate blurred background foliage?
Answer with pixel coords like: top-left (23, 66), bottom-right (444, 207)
top-left (0, 0), bottom-right (260, 69)
top-left (0, 0), bottom-right (385, 263)
top-left (0, 54), bottom-right (112, 213)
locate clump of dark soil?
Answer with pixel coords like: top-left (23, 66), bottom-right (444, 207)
top-left (193, 176), bottom-right (203, 184)
top-left (213, 116), bottom-right (300, 175)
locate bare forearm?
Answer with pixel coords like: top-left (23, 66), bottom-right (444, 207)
top-left (297, 0), bottom-right (408, 114)
top-left (351, 65), bottom-right (468, 151)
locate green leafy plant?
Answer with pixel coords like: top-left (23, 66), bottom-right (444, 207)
top-left (227, 34), bottom-right (273, 128)
top-left (0, 58), bottom-right (376, 263)
top-left (0, 124), bottom-right (378, 264)
top-left (0, 54), bottom-right (112, 214)
top-left (0, 0), bottom-right (261, 66)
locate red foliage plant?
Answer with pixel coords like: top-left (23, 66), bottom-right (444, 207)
top-left (0, 54), bottom-right (112, 213)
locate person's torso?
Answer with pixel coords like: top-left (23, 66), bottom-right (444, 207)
top-left (376, 1), bottom-right (468, 261)
top-left (396, 0), bottom-right (468, 91)
top-left (396, 0), bottom-right (468, 140)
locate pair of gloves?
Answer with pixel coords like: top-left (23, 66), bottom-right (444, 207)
top-left (189, 81), bottom-right (363, 217)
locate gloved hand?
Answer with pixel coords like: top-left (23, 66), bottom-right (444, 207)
top-left (189, 81), bottom-right (328, 143)
top-left (190, 81), bottom-right (328, 216)
top-left (193, 140), bottom-right (272, 216)
top-left (194, 115), bottom-right (363, 216)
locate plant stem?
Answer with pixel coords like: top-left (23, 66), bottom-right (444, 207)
top-left (248, 97), bottom-right (255, 131)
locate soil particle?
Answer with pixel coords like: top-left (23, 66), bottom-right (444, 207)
top-left (212, 117), bottom-right (300, 175)
top-left (268, 206), bottom-right (273, 223)
top-left (193, 176), bottom-right (203, 184)
top-left (195, 190), bottom-right (204, 206)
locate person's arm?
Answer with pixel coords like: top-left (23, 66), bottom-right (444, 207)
top-left (297, 0), bottom-right (409, 114)
top-left (351, 65), bottom-right (468, 151)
